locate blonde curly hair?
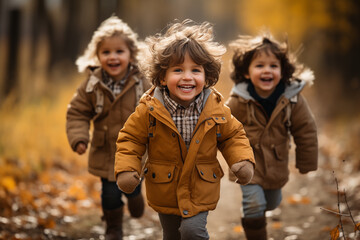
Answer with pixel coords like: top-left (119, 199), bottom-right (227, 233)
top-left (229, 31), bottom-right (314, 85)
top-left (75, 16), bottom-right (141, 73)
top-left (140, 19), bottom-right (226, 87)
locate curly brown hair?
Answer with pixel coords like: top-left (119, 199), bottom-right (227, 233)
top-left (229, 32), bottom-right (302, 85)
top-left (140, 19), bottom-right (226, 88)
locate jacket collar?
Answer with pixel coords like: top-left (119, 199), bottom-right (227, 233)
top-left (85, 67), bottom-right (139, 96)
top-left (141, 86), bottom-right (225, 118)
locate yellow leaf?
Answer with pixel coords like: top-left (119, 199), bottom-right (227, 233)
top-left (233, 225), bottom-right (243, 233)
top-left (355, 222), bottom-right (360, 232)
top-left (67, 183), bottom-right (87, 200)
top-left (330, 225), bottom-right (340, 240)
top-left (272, 221), bottom-right (283, 229)
top-left (300, 196), bottom-right (311, 204)
top-left (0, 176), bottom-right (16, 193)
top-left (38, 217), bottom-right (56, 229)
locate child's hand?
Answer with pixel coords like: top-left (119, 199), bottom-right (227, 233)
top-left (231, 160), bottom-right (254, 185)
top-left (116, 171), bottom-right (140, 194)
top-left (75, 142), bottom-right (87, 155)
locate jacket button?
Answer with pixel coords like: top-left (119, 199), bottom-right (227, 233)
top-left (149, 106), bottom-right (154, 111)
top-left (152, 173), bottom-right (156, 178)
top-left (271, 144), bottom-right (275, 149)
top-left (144, 168), bottom-right (148, 174)
top-left (103, 125), bottom-right (108, 130)
top-left (183, 210), bottom-right (188, 215)
top-left (215, 117), bottom-right (218, 120)
top-left (200, 171), bottom-right (204, 175)
top-left (168, 173), bottom-right (171, 178)
top-left (172, 132), bottom-right (176, 137)
top-left (196, 140), bottom-right (199, 144)
top-left (222, 117), bottom-right (225, 120)
top-left (213, 173), bottom-right (217, 179)
top-left (255, 143), bottom-right (260, 149)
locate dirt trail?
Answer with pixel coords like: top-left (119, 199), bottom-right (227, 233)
top-left (56, 152), bottom-right (359, 240)
top-left (1, 150), bottom-right (359, 240)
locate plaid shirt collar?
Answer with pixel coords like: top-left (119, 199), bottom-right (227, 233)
top-left (101, 69), bottom-right (128, 96)
top-left (161, 87), bottom-right (204, 114)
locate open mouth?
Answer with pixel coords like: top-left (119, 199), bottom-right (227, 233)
top-left (178, 85), bottom-right (195, 92)
top-left (260, 77), bottom-right (273, 82)
top-left (108, 63), bottom-right (120, 68)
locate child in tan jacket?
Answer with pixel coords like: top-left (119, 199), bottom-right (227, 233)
top-left (66, 16), bottom-right (151, 239)
top-left (114, 19), bottom-right (255, 239)
top-left (226, 32), bottom-right (318, 240)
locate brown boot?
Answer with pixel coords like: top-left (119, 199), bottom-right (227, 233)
top-left (242, 216), bottom-right (267, 240)
top-left (127, 193), bottom-right (144, 218)
top-left (103, 207), bottom-right (123, 240)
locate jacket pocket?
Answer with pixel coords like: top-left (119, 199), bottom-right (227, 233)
top-left (91, 130), bottom-right (105, 147)
top-left (144, 162), bottom-right (178, 208)
top-left (192, 162), bottom-right (224, 205)
top-left (272, 142), bottom-right (289, 161)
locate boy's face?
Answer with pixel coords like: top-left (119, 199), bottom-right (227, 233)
top-left (97, 36), bottom-right (132, 81)
top-left (162, 53), bottom-right (205, 107)
top-left (245, 51), bottom-right (282, 98)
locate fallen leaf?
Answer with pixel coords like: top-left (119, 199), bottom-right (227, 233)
top-left (355, 222), bottom-right (360, 232)
top-left (330, 225), bottom-right (339, 240)
top-left (272, 221), bottom-right (283, 229)
top-left (0, 176), bottom-right (16, 193)
top-left (233, 225), bottom-right (243, 233)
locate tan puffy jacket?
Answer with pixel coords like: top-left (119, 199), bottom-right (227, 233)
top-left (115, 86), bottom-right (255, 217)
top-left (66, 67), bottom-right (151, 181)
top-left (226, 81), bottom-right (318, 189)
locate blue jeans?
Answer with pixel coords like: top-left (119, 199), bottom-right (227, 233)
top-left (240, 184), bottom-right (282, 218)
top-left (101, 178), bottom-right (142, 210)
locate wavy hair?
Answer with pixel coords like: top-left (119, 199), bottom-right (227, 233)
top-left (75, 16), bottom-right (141, 73)
top-left (229, 31), bottom-right (314, 85)
top-left (140, 19), bottom-right (226, 87)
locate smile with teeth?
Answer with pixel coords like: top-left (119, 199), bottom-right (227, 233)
top-left (108, 63), bottom-right (120, 68)
top-left (178, 85), bottom-right (195, 92)
top-left (260, 77), bottom-right (273, 82)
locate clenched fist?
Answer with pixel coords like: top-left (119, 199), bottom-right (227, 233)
top-left (231, 160), bottom-right (254, 185)
top-left (116, 171), bottom-right (140, 194)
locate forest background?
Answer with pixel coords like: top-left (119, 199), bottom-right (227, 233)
top-left (0, 0), bottom-right (359, 239)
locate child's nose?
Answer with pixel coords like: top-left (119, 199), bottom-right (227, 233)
top-left (109, 52), bottom-right (117, 58)
top-left (183, 71), bottom-right (193, 80)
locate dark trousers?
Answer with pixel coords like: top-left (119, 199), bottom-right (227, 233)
top-left (101, 178), bottom-right (142, 210)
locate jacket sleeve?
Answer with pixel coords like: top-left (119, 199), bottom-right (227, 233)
top-left (114, 103), bottom-right (148, 177)
top-left (217, 105), bottom-right (255, 167)
top-left (290, 94), bottom-right (318, 173)
top-left (66, 79), bottom-right (94, 151)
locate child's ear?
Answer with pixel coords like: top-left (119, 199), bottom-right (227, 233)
top-left (244, 74), bottom-right (250, 79)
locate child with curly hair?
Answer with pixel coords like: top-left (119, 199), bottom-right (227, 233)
top-left (114, 19), bottom-right (255, 240)
top-left (66, 16), bottom-right (151, 239)
top-left (226, 32), bottom-right (318, 239)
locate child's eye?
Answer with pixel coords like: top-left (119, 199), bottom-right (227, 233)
top-left (173, 68), bottom-right (182, 72)
top-left (255, 64), bottom-right (263, 68)
top-left (271, 64), bottom-right (279, 68)
top-left (102, 50), bottom-right (110, 54)
top-left (117, 49), bottom-right (124, 54)
top-left (192, 68), bottom-right (202, 73)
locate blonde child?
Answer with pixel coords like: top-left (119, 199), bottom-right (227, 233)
top-left (66, 16), bottom-right (151, 239)
top-left (114, 19), bottom-right (255, 240)
top-left (226, 32), bottom-right (318, 239)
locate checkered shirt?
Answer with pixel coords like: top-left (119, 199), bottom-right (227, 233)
top-left (102, 70), bottom-right (127, 96)
top-left (161, 87), bottom-right (204, 149)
